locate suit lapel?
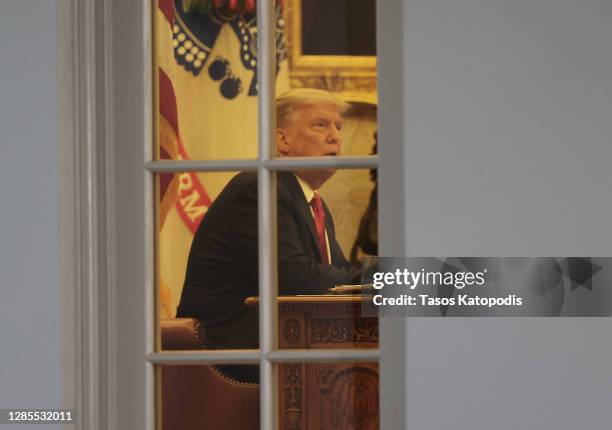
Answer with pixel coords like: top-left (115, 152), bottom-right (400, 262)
top-left (279, 172), bottom-right (322, 262)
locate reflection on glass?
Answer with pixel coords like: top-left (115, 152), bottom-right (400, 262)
top-left (159, 364), bottom-right (260, 430)
top-left (154, 0), bottom-right (290, 160)
top-left (280, 362), bottom-right (379, 429)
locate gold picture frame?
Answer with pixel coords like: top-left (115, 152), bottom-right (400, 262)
top-left (285, 0), bottom-right (377, 104)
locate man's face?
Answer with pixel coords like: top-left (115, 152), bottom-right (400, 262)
top-left (277, 103), bottom-right (343, 157)
top-left (276, 103), bottom-right (343, 188)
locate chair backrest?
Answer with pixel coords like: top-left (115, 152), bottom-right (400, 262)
top-left (160, 318), bottom-right (206, 350)
top-left (160, 318), bottom-right (260, 430)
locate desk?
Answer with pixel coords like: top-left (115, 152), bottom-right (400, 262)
top-left (246, 296), bottom-right (379, 430)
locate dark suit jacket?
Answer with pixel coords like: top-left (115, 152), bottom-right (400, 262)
top-left (176, 171), bottom-right (357, 350)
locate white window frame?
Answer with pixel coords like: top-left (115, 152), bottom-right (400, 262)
top-left (58, 0), bottom-right (409, 428)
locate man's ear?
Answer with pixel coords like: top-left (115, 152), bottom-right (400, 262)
top-left (275, 128), bottom-right (290, 156)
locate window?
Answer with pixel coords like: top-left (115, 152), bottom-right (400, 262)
top-left (150, 1), bottom-right (379, 428)
top-left (62, 0), bottom-right (408, 428)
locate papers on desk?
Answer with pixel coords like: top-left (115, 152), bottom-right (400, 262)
top-left (328, 284), bottom-right (373, 294)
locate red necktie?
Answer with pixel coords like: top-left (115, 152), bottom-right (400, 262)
top-left (309, 193), bottom-right (330, 265)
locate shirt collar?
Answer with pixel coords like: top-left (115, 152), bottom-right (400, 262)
top-left (294, 173), bottom-right (316, 203)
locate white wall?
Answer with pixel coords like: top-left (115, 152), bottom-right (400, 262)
top-left (0, 0), bottom-right (61, 422)
top-left (402, 1), bottom-right (612, 429)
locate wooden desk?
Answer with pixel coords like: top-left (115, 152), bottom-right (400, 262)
top-left (246, 296), bottom-right (379, 430)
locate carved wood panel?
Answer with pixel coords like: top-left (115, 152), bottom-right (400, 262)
top-left (281, 364), bottom-right (306, 430)
top-left (310, 318), bottom-right (378, 345)
top-left (315, 364), bottom-right (379, 430)
top-left (275, 298), bottom-right (379, 429)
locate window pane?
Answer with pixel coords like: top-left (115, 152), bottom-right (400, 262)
top-left (156, 170), bottom-right (259, 357)
top-left (301, 0), bottom-right (376, 56)
top-left (271, 167), bottom-right (379, 350)
top-left (274, 296), bottom-right (378, 349)
top-left (158, 364), bottom-right (260, 430)
top-left (321, 166), bottom-right (378, 257)
top-left (156, 165), bottom-right (379, 353)
top-left (279, 362), bottom-right (379, 429)
top-left (154, 0), bottom-right (289, 160)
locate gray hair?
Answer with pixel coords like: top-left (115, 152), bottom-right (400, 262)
top-left (276, 88), bottom-right (350, 128)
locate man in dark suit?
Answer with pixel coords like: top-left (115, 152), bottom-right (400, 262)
top-left (176, 89), bottom-right (358, 381)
